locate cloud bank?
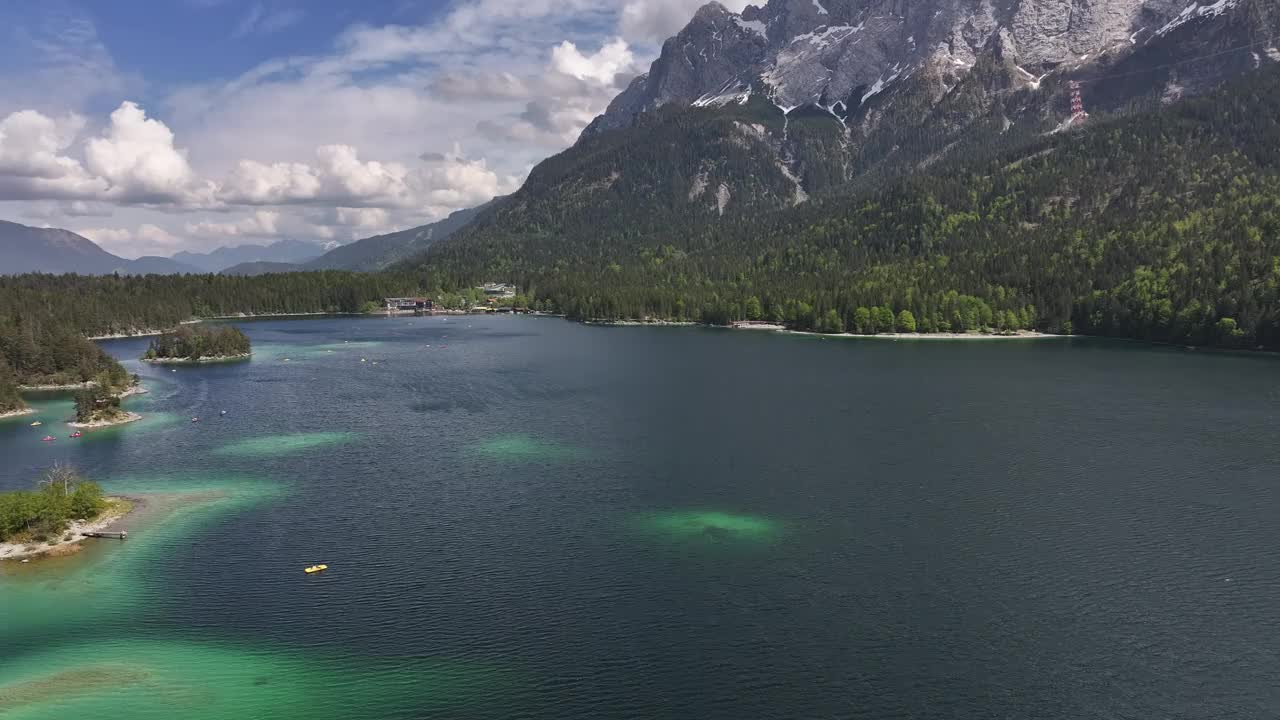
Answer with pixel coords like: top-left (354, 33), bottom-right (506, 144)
top-left (0, 0), bottom-right (742, 258)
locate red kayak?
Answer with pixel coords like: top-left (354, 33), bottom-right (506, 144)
top-left (70, 432), bottom-right (83, 438)
top-left (42, 436), bottom-right (55, 442)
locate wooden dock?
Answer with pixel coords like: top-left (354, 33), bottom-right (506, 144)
top-left (83, 531), bottom-right (128, 540)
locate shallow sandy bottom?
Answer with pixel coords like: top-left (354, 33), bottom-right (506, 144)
top-left (212, 432), bottom-right (358, 458)
top-left (469, 433), bottom-right (588, 463)
top-left (628, 509), bottom-right (782, 545)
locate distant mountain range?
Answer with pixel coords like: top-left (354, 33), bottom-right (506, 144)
top-left (218, 261), bottom-right (304, 276)
top-left (0, 221), bottom-right (199, 275)
top-left (221, 203), bottom-right (493, 275)
top-left (172, 238), bottom-right (326, 273)
top-left (1, 201), bottom-right (493, 277)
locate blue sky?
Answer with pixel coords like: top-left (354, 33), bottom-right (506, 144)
top-left (97, 2), bottom-right (409, 89)
top-left (0, 0), bottom-right (746, 257)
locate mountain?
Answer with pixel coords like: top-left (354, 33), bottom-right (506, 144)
top-left (126, 256), bottom-right (203, 275)
top-left (401, 0), bottom-right (1280, 350)
top-left (173, 239), bottom-right (325, 273)
top-left (580, 0), bottom-right (1277, 195)
top-left (589, 0), bottom-right (1276, 135)
top-left (413, 64), bottom-right (1280, 347)
top-left (215, 203), bottom-right (492, 275)
top-left (301, 203), bottom-right (492, 272)
top-left (218, 261), bottom-right (303, 276)
top-left (420, 0), bottom-right (1279, 262)
top-left (0, 220), bottom-right (199, 275)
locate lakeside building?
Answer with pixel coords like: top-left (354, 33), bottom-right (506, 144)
top-left (384, 297), bottom-right (433, 313)
top-left (479, 283), bottom-right (517, 298)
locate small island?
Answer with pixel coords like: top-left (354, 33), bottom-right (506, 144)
top-left (142, 325), bottom-right (252, 364)
top-left (0, 464), bottom-right (132, 561)
top-left (71, 365), bottom-right (144, 428)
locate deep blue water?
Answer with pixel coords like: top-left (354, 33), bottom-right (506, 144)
top-left (3, 315), bottom-right (1280, 718)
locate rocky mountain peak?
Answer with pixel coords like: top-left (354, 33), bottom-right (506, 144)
top-left (692, 1), bottom-right (735, 22)
top-left (581, 0), bottom-right (1273, 139)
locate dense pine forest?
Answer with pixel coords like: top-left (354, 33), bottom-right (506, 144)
top-left (410, 67), bottom-right (1280, 349)
top-left (0, 356), bottom-right (23, 414)
top-left (0, 272), bottom-right (425, 337)
top-left (0, 310), bottom-right (131, 416)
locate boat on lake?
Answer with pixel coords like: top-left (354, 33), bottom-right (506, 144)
top-left (304, 564), bottom-right (329, 574)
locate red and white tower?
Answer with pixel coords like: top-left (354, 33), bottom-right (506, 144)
top-left (1069, 81), bottom-right (1088, 125)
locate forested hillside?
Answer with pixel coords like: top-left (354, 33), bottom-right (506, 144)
top-left (0, 356), bottom-right (23, 414)
top-left (409, 66), bottom-right (1280, 349)
top-left (0, 310), bottom-right (129, 412)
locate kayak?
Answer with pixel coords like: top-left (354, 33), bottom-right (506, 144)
top-left (42, 436), bottom-right (55, 442)
top-left (30, 421), bottom-right (42, 427)
top-left (304, 564), bottom-right (329, 574)
top-left (70, 432), bottom-right (83, 438)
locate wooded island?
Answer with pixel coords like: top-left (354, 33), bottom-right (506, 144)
top-left (143, 326), bottom-right (252, 363)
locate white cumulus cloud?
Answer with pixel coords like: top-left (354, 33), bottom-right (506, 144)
top-left (84, 102), bottom-right (209, 203)
top-left (78, 222), bottom-right (183, 257)
top-left (0, 110), bottom-right (107, 199)
top-left (184, 210), bottom-right (281, 239)
top-left (551, 38), bottom-right (638, 85)
top-left (2, 0), bottom-right (732, 255)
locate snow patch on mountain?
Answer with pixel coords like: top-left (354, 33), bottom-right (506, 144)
top-left (693, 80), bottom-right (754, 107)
top-left (734, 17), bottom-right (768, 38)
top-left (1154, 0), bottom-right (1239, 38)
top-left (862, 65), bottom-right (906, 104)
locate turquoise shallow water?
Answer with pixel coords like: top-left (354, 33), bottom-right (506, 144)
top-left (3, 316), bottom-right (1280, 719)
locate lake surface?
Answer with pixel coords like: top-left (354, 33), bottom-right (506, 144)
top-left (2, 316), bottom-right (1279, 719)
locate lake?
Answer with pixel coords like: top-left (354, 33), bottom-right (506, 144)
top-left (2, 316), bottom-right (1279, 719)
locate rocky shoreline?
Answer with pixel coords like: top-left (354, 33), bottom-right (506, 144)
top-left (68, 411), bottom-right (143, 429)
top-left (730, 322), bottom-right (1062, 340)
top-left (18, 381), bottom-right (147, 397)
top-left (17, 381), bottom-right (95, 391)
top-left (0, 407), bottom-right (37, 420)
top-left (585, 319), bottom-right (699, 327)
top-left (142, 353), bottom-right (251, 364)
